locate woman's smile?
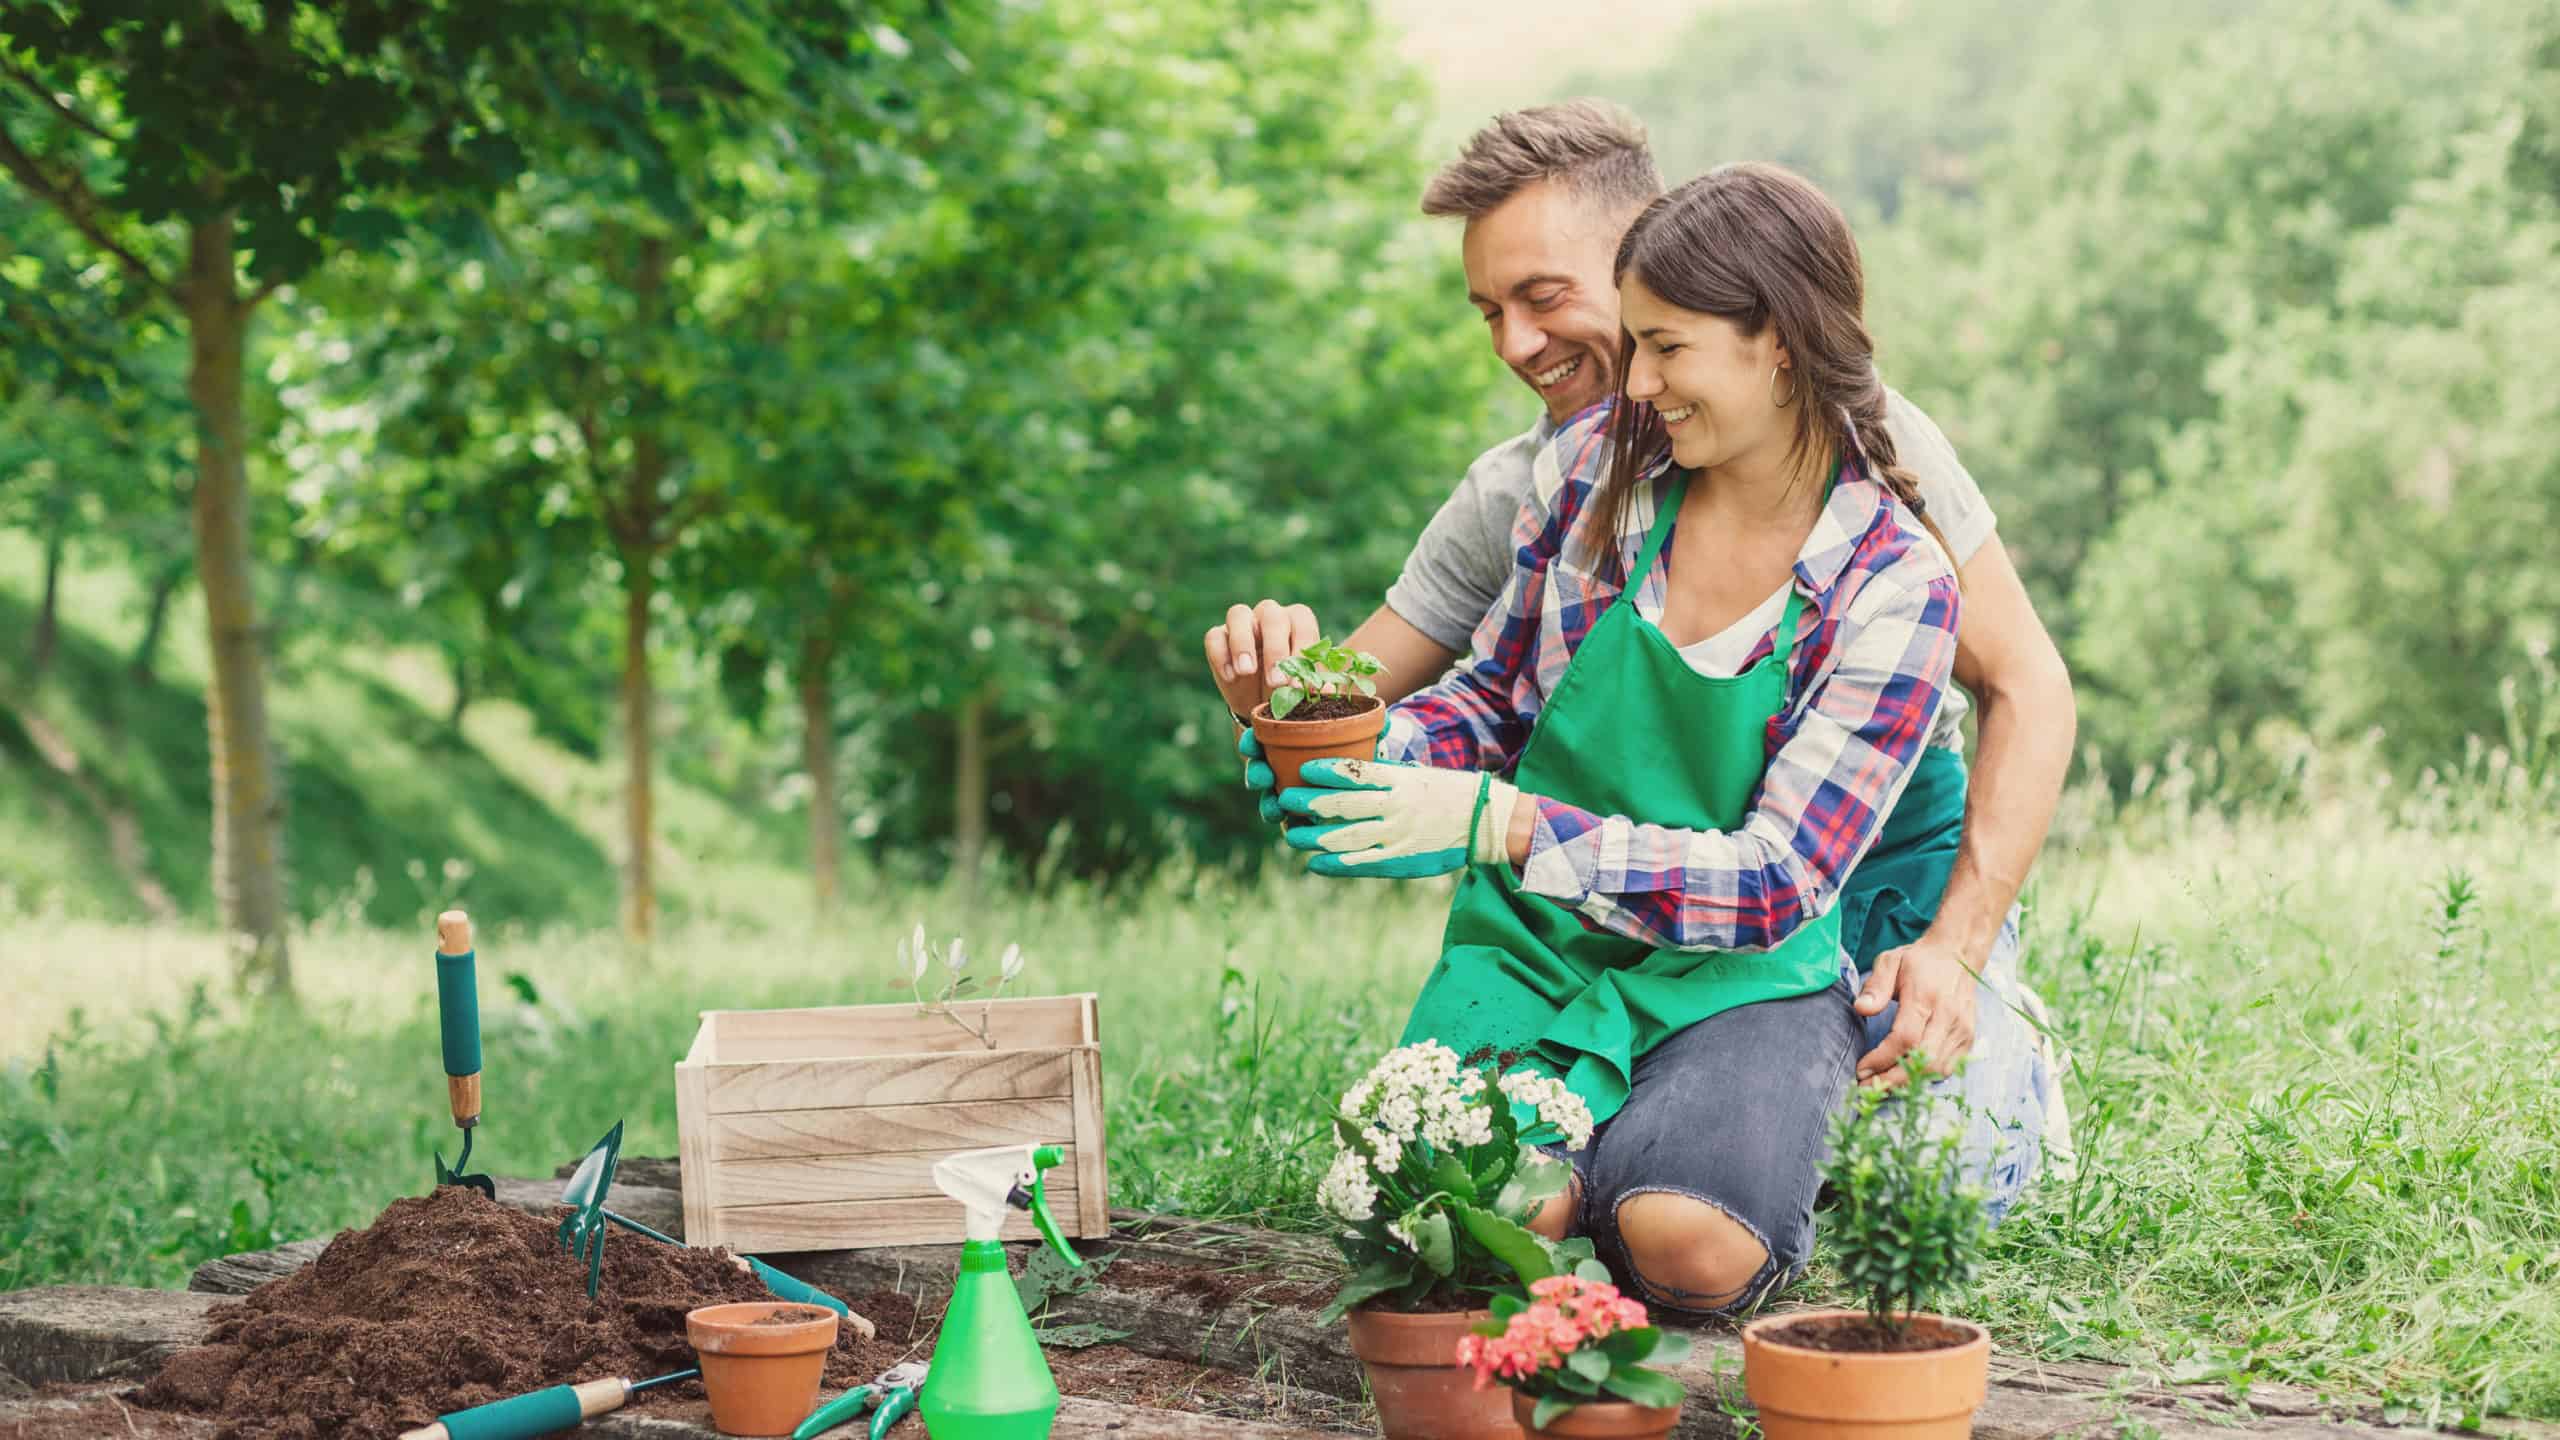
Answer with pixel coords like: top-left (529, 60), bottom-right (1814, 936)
top-left (1657, 401), bottom-right (1696, 427)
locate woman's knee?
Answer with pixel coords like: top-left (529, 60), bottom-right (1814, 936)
top-left (1614, 1191), bottom-right (1773, 1312)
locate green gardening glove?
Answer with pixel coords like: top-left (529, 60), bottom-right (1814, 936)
top-left (1237, 727), bottom-right (1283, 825)
top-left (1278, 758), bottom-right (1521, 878)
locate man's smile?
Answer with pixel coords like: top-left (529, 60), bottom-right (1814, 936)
top-left (1531, 354), bottom-right (1583, 389)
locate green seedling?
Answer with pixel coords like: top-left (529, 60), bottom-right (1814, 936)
top-left (1269, 639), bottom-right (1386, 719)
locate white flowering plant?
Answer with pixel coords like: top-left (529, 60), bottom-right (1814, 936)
top-left (898, 922), bottom-right (1027, 1049)
top-left (1316, 1040), bottom-right (1606, 1323)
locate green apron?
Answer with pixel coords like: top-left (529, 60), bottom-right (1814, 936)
top-left (1839, 744), bottom-right (1966, 972)
top-left (1395, 466), bottom-right (1844, 1129)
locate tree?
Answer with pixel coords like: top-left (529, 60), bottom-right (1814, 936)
top-left (0, 0), bottom-right (938, 977)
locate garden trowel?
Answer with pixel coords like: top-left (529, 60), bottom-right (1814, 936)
top-left (556, 1153), bottom-right (859, 1318)
top-left (557, 1120), bottom-right (623, 1300)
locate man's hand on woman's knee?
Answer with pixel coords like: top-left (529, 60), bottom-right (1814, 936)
top-left (1854, 937), bottom-right (1981, 1089)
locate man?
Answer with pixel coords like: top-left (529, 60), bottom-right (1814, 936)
top-left (1207, 101), bottom-right (2077, 1114)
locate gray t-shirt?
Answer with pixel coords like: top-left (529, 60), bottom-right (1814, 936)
top-left (1383, 386), bottom-right (1994, 752)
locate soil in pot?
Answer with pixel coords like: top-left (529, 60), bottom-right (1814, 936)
top-left (1251, 694), bottom-right (1388, 796)
top-left (1757, 1313), bottom-right (1975, 1353)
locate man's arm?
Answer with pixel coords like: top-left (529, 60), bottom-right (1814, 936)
top-left (1855, 531), bottom-right (2075, 1086)
top-left (1346, 604), bottom-right (1460, 706)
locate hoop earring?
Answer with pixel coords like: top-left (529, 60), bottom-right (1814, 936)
top-left (1770, 365), bottom-right (1797, 409)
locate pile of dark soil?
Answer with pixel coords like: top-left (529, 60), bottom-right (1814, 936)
top-left (134, 1186), bottom-right (903, 1440)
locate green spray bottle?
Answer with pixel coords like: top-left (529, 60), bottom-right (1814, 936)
top-left (920, 1144), bottom-right (1082, 1440)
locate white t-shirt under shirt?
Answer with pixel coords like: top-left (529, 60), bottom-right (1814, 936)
top-left (1672, 584), bottom-right (1792, 678)
top-left (1383, 386), bottom-right (1992, 753)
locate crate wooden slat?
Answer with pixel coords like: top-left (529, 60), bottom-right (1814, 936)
top-left (706, 1097), bottom-right (1078, 1161)
top-left (704, 1146), bottom-right (1094, 1206)
top-left (710, 1186), bottom-right (1084, 1252)
top-left (676, 992), bottom-right (1108, 1253)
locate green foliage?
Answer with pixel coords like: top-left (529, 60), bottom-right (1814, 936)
top-left (1315, 1046), bottom-right (1596, 1322)
top-left (1817, 1055), bottom-right (1990, 1335)
top-left (1269, 639), bottom-right (1387, 720)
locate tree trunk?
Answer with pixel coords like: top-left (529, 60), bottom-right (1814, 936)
top-left (954, 691), bottom-right (988, 899)
top-left (617, 536), bottom-right (657, 949)
top-left (186, 214), bottom-right (291, 995)
top-left (800, 622), bottom-right (840, 917)
top-left (130, 555), bottom-right (189, 682)
top-left (30, 521), bottom-right (62, 676)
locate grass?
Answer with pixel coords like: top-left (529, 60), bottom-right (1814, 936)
top-left (4, 538), bottom-right (2556, 1423)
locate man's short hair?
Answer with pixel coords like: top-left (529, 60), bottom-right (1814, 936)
top-left (1420, 100), bottom-right (1664, 224)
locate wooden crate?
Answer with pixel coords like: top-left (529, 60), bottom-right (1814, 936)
top-left (673, 992), bottom-right (1108, 1253)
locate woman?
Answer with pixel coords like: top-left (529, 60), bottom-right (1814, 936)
top-left (1266, 163), bottom-right (2051, 1316)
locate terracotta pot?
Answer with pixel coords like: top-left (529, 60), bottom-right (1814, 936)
top-left (686, 1301), bottom-right (840, 1438)
top-left (1511, 1391), bottom-right (1682, 1439)
top-left (1344, 1305), bottom-right (1522, 1440)
top-left (1741, 1309), bottom-right (1989, 1440)
top-left (1251, 695), bottom-right (1388, 795)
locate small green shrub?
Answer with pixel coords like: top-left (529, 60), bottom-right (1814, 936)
top-left (1269, 639), bottom-right (1385, 719)
top-left (1818, 1053), bottom-right (1990, 1335)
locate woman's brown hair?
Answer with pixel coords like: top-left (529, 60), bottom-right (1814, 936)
top-left (1592, 162), bottom-right (1954, 586)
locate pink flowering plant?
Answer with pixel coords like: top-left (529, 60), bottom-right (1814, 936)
top-left (1457, 1275), bottom-right (1691, 1425)
top-left (1316, 1041), bottom-right (1602, 1323)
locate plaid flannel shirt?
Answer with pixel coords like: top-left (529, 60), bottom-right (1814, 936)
top-left (1377, 400), bottom-right (1962, 953)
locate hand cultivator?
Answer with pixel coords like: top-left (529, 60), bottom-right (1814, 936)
top-left (554, 1119), bottom-right (857, 1315)
top-left (430, 911), bottom-right (497, 1200)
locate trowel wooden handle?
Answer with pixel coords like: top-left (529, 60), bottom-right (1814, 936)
top-left (433, 909), bottom-right (483, 1128)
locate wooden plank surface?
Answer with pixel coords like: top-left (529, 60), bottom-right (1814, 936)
top-left (707, 1097), bottom-right (1079, 1161)
top-left (708, 1146), bottom-right (1091, 1207)
top-left (114, 1178), bottom-right (2560, 1440)
top-left (703, 1049), bottom-right (1075, 1114)
top-left (0, 1383), bottom-right (1349, 1439)
top-left (0, 1288), bottom-right (223, 1385)
top-left (705, 993), bottom-right (1095, 1062)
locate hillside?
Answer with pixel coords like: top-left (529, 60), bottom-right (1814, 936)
top-left (0, 532), bottom-right (805, 940)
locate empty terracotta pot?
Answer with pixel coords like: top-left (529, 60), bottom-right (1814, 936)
top-left (686, 1301), bottom-right (840, 1437)
top-left (1741, 1309), bottom-right (1989, 1440)
top-left (1251, 695), bottom-right (1388, 795)
top-left (1511, 1392), bottom-right (1683, 1439)
top-left (1344, 1305), bottom-right (1523, 1440)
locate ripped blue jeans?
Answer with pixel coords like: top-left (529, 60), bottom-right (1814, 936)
top-left (1540, 917), bottom-right (2062, 1318)
top-left (1540, 966), bottom-right (1865, 1318)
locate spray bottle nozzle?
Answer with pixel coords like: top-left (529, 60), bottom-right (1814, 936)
top-left (933, 1143), bottom-right (1083, 1266)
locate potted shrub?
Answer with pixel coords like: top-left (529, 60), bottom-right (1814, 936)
top-left (1742, 1054), bottom-right (1994, 1440)
top-left (1457, 1275), bottom-right (1690, 1440)
top-left (1317, 1041), bottom-right (1599, 1440)
top-left (1250, 638), bottom-right (1391, 792)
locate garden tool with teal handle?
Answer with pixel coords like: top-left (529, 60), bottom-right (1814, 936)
top-left (569, 1182), bottom-right (858, 1319)
top-left (431, 910), bottom-right (497, 1201)
top-left (793, 1361), bottom-right (928, 1439)
top-left (557, 1120), bottom-right (623, 1300)
top-left (396, 1366), bottom-right (699, 1440)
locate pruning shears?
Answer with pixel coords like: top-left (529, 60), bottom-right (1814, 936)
top-left (791, 1361), bottom-right (927, 1440)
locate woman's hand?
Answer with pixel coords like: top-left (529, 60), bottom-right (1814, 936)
top-left (1278, 758), bottom-right (1520, 878)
